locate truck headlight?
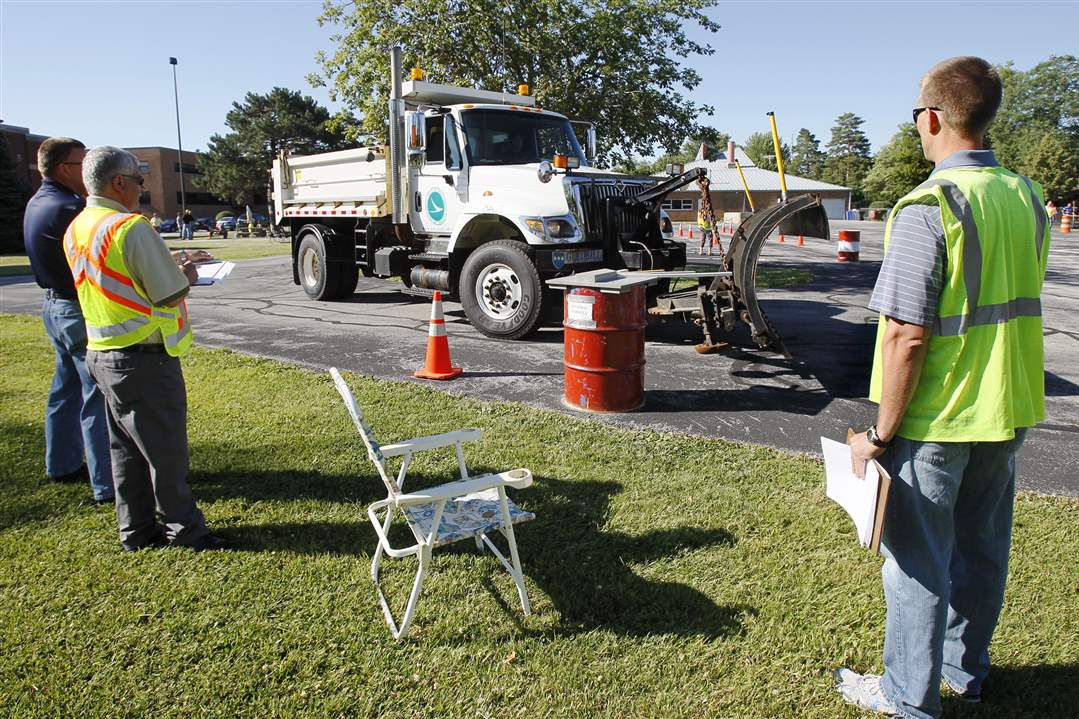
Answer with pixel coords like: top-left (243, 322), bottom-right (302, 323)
top-left (521, 215), bottom-right (580, 242)
top-left (544, 218), bottom-right (577, 239)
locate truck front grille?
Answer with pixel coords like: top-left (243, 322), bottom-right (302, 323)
top-left (575, 180), bottom-right (654, 243)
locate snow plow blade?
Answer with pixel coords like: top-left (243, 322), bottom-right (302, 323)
top-left (649, 193), bottom-right (830, 358)
top-left (723, 194), bottom-right (830, 356)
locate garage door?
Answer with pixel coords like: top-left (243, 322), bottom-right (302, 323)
top-left (822, 198), bottom-right (847, 219)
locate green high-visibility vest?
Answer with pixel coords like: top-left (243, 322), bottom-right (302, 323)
top-left (869, 166), bottom-right (1050, 441)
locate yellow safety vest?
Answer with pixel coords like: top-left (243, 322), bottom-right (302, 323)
top-left (869, 166), bottom-right (1049, 441)
top-left (64, 206), bottom-right (193, 356)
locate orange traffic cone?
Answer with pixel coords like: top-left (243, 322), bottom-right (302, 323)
top-left (415, 291), bottom-right (462, 380)
top-left (778, 234), bottom-right (785, 243)
top-left (798, 235), bottom-right (804, 246)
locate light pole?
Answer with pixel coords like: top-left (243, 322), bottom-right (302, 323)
top-left (169, 57), bottom-right (186, 216)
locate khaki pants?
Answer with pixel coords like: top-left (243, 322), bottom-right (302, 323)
top-left (87, 348), bottom-right (207, 549)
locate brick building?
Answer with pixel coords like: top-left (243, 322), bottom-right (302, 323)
top-left (0, 124), bottom-right (234, 219)
top-left (660, 141), bottom-right (852, 223)
top-left (125, 147), bottom-right (233, 219)
top-left (1, 123), bottom-right (48, 193)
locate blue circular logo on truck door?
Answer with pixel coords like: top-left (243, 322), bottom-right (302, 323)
top-left (426, 190), bottom-right (446, 224)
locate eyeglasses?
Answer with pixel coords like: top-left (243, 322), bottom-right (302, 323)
top-left (119, 174), bottom-right (145, 187)
top-left (912, 106), bottom-right (942, 123)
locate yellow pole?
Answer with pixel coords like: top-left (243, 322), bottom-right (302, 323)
top-left (767, 111), bottom-right (788, 203)
top-left (733, 160), bottom-right (756, 212)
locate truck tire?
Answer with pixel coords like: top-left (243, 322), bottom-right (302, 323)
top-left (297, 229), bottom-right (338, 295)
top-left (460, 240), bottom-right (545, 339)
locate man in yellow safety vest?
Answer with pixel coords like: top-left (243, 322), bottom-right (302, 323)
top-left (837, 58), bottom-right (1050, 718)
top-left (65, 146), bottom-right (223, 552)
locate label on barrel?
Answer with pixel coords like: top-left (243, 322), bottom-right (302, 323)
top-left (567, 295), bottom-right (596, 329)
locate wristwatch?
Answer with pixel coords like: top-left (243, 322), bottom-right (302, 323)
top-left (866, 425), bottom-right (890, 448)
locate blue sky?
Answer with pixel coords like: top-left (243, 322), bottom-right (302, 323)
top-left (2, 1), bottom-right (1076, 158)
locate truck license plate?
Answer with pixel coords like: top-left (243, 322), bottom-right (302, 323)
top-left (565, 249), bottom-right (603, 264)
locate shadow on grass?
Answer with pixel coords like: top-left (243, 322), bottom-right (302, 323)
top-left (193, 465), bottom-right (750, 639)
top-left (940, 663), bottom-right (1079, 718)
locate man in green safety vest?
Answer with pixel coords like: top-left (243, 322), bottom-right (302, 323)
top-left (836, 57), bottom-right (1050, 718)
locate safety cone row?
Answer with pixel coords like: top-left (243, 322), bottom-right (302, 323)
top-left (415, 291), bottom-right (462, 380)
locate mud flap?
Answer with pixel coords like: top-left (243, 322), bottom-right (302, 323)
top-left (716, 194), bottom-right (830, 357)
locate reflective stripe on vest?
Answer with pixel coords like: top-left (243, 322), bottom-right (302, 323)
top-left (910, 177), bottom-right (1044, 337)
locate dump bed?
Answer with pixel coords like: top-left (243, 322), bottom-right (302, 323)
top-left (271, 146), bottom-right (391, 223)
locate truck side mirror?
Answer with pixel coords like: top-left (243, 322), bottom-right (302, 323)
top-left (405, 111), bottom-right (426, 154)
top-left (585, 127), bottom-right (597, 166)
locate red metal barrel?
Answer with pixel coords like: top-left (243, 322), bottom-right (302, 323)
top-left (837, 229), bottom-right (861, 262)
top-left (563, 286), bottom-right (646, 412)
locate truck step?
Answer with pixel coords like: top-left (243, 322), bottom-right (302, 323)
top-left (408, 252), bottom-right (448, 263)
top-left (399, 285), bottom-right (449, 300)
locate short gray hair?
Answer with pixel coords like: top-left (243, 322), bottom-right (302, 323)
top-left (83, 146), bottom-right (138, 195)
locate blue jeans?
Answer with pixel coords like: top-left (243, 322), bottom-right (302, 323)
top-left (181, 223), bottom-right (194, 240)
top-left (42, 294), bottom-right (114, 501)
top-left (879, 431), bottom-right (1027, 719)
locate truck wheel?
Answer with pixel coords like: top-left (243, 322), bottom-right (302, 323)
top-left (460, 240), bottom-right (545, 339)
top-left (297, 232), bottom-right (341, 300)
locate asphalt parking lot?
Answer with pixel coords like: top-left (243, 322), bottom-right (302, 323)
top-left (3, 221), bottom-right (1077, 496)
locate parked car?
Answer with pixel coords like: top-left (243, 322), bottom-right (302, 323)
top-left (195, 217), bottom-right (213, 231)
top-left (216, 216), bottom-right (237, 231)
top-left (158, 219), bottom-right (178, 233)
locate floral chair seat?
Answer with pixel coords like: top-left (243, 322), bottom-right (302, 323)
top-left (402, 488), bottom-right (535, 547)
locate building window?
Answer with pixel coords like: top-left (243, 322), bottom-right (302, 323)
top-left (660, 199), bottom-right (695, 211)
top-left (138, 161), bottom-right (151, 173)
top-left (138, 192), bottom-right (152, 205)
top-left (178, 191), bottom-right (226, 205)
top-left (173, 162), bottom-right (201, 175)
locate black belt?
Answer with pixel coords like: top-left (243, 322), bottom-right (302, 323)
top-left (44, 288), bottom-right (76, 300)
top-left (108, 344), bottom-right (168, 354)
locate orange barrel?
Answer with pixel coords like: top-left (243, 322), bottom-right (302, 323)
top-left (563, 286), bottom-right (646, 412)
top-left (837, 229), bottom-right (861, 262)
top-left (1062, 214), bottom-right (1072, 233)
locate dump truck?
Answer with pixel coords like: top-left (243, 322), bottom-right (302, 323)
top-left (270, 47), bottom-right (829, 351)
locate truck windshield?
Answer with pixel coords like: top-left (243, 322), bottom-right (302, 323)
top-left (461, 109), bottom-right (585, 166)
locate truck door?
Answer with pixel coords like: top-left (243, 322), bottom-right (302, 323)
top-left (411, 115), bottom-right (465, 236)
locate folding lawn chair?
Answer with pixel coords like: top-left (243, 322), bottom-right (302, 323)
top-left (328, 368), bottom-right (534, 640)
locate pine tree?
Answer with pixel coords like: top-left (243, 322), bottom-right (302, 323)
top-left (823, 112), bottom-right (873, 202)
top-left (743, 132), bottom-right (789, 171)
top-left (790, 128), bottom-right (825, 179)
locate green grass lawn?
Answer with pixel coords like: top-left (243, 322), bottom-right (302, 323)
top-left (1, 239), bottom-right (287, 278)
top-left (0, 314), bottom-right (1075, 718)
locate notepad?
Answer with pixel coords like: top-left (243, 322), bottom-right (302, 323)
top-left (194, 261), bottom-right (236, 286)
top-left (821, 435), bottom-right (891, 554)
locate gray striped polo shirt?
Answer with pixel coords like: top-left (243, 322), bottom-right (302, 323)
top-left (868, 150), bottom-right (999, 326)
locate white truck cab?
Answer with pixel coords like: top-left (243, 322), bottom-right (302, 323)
top-left (271, 47), bottom-right (684, 339)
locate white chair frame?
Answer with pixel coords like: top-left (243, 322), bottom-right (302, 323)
top-left (329, 368), bottom-right (533, 640)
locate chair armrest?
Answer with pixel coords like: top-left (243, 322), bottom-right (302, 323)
top-left (379, 428), bottom-right (483, 458)
top-left (393, 468), bottom-right (532, 506)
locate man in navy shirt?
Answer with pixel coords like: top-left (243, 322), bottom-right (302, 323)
top-left (23, 137), bottom-right (113, 504)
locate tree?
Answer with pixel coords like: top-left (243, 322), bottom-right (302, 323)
top-left (1018, 125), bottom-right (1079, 202)
top-left (198, 87), bottom-right (357, 205)
top-left (989, 55), bottom-right (1079, 200)
top-left (862, 123), bottom-right (933, 206)
top-left (310, 0), bottom-right (721, 167)
top-left (823, 112), bottom-right (873, 202)
top-left (790, 128), bottom-right (825, 180)
top-left (742, 131), bottom-right (788, 171)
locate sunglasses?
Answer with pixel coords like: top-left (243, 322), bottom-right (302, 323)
top-left (912, 106), bottom-right (942, 123)
top-left (119, 174), bottom-right (145, 187)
